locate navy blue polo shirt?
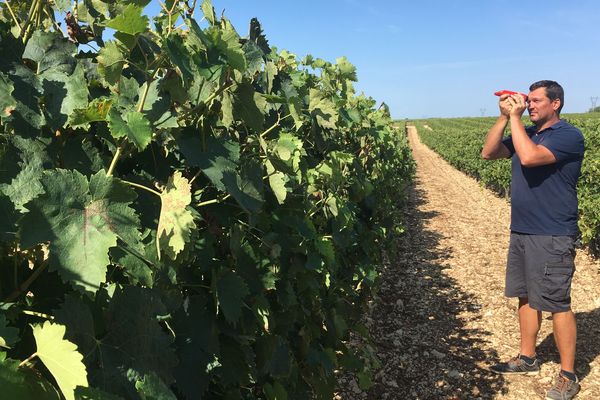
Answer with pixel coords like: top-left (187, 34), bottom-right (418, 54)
top-left (501, 119), bottom-right (585, 235)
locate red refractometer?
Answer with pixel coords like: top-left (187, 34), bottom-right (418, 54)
top-left (494, 90), bottom-right (528, 101)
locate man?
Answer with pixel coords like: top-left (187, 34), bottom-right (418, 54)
top-left (481, 80), bottom-right (585, 400)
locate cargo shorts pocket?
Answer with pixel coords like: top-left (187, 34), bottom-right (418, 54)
top-left (542, 261), bottom-right (575, 303)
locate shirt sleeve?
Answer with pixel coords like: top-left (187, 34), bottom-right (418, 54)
top-left (540, 127), bottom-right (585, 162)
top-left (501, 135), bottom-right (515, 157)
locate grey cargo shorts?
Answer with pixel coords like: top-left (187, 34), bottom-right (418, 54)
top-left (505, 232), bottom-right (576, 313)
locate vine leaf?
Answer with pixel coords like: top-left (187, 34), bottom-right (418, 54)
top-left (0, 72), bottom-right (16, 119)
top-left (97, 41), bottom-right (128, 85)
top-left (201, 0), bottom-right (217, 26)
top-left (156, 171), bottom-right (196, 260)
top-left (32, 321), bottom-right (89, 400)
top-left (0, 353), bottom-right (61, 400)
top-left (106, 4), bottom-right (148, 36)
top-left (309, 88), bottom-right (338, 129)
top-left (135, 372), bottom-right (177, 400)
top-left (266, 160), bottom-right (287, 204)
top-left (108, 109), bottom-right (153, 151)
top-left (19, 170), bottom-right (141, 294)
top-left (216, 271), bottom-right (249, 324)
top-left (0, 314), bottom-right (18, 348)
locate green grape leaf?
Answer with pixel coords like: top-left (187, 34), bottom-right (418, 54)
top-left (22, 31), bottom-right (77, 74)
top-left (0, 194), bottom-right (18, 241)
top-left (172, 296), bottom-right (219, 398)
top-left (309, 88), bottom-right (338, 129)
top-left (57, 287), bottom-right (177, 397)
top-left (75, 386), bottom-right (125, 400)
top-left (1, 136), bottom-right (51, 211)
top-left (232, 82), bottom-right (264, 131)
top-left (95, 286), bottom-right (177, 395)
top-left (256, 335), bottom-right (291, 378)
top-left (163, 34), bottom-right (195, 83)
top-left (222, 161), bottom-right (264, 213)
top-left (175, 133), bottom-right (240, 191)
top-left (0, 72), bottom-right (16, 119)
top-left (69, 99), bottom-right (112, 127)
top-left (315, 236), bottom-right (335, 266)
top-left (97, 41), bottom-right (128, 85)
top-left (216, 271), bottom-right (249, 324)
top-left (54, 0), bottom-right (71, 12)
top-left (42, 64), bottom-right (90, 130)
top-left (0, 355), bottom-right (61, 400)
top-left (266, 160), bottom-right (287, 204)
top-left (156, 171), bottom-right (196, 260)
top-left (201, 0), bottom-right (217, 26)
top-left (217, 20), bottom-right (246, 71)
top-left (32, 321), bottom-right (89, 400)
top-left (287, 96), bottom-right (304, 131)
top-left (135, 372), bottom-right (177, 400)
top-left (0, 314), bottom-right (18, 348)
top-left (108, 109), bottom-right (152, 151)
top-left (10, 65), bottom-right (45, 130)
top-left (106, 4), bottom-right (148, 36)
top-left (19, 170), bottom-right (141, 294)
top-left (264, 381), bottom-right (288, 400)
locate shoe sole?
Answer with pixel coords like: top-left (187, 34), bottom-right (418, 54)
top-left (489, 369), bottom-right (539, 376)
top-left (544, 388), bottom-right (580, 400)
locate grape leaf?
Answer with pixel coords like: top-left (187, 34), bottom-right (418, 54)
top-left (32, 321), bottom-right (89, 400)
top-left (0, 314), bottom-right (18, 348)
top-left (175, 133), bottom-right (240, 191)
top-left (108, 109), bottom-right (153, 151)
top-left (42, 65), bottom-right (90, 130)
top-left (22, 31), bottom-right (77, 74)
top-left (0, 194), bottom-right (18, 240)
top-left (216, 271), bottom-right (249, 324)
top-left (231, 82), bottom-right (264, 131)
top-left (0, 136), bottom-right (51, 214)
top-left (156, 171), bottom-right (196, 260)
top-left (172, 296), bottom-right (219, 398)
top-left (163, 34), bottom-right (195, 83)
top-left (106, 4), bottom-right (148, 36)
top-left (97, 41), bottom-right (128, 85)
top-left (266, 160), bottom-right (287, 204)
top-left (75, 386), bottom-right (125, 400)
top-left (19, 170), bottom-right (141, 293)
top-left (94, 286), bottom-right (177, 396)
top-left (201, 0), bottom-right (217, 26)
top-left (309, 89), bottom-right (338, 129)
top-left (0, 72), bottom-right (16, 119)
top-left (69, 98), bottom-right (113, 127)
top-left (135, 372), bottom-right (177, 400)
top-left (0, 354), bottom-right (61, 400)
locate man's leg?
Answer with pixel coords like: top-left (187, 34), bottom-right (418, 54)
top-left (552, 310), bottom-right (577, 373)
top-left (518, 297), bottom-right (542, 357)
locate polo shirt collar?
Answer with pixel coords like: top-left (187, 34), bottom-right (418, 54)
top-left (531, 119), bottom-right (566, 134)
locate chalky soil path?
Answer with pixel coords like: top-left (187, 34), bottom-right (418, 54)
top-left (336, 126), bottom-right (600, 399)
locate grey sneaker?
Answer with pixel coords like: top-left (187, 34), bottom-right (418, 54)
top-left (545, 373), bottom-right (580, 400)
top-left (489, 354), bottom-right (540, 375)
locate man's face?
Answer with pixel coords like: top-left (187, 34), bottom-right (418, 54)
top-left (527, 87), bottom-right (560, 123)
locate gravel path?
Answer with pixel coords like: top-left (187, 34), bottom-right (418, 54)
top-left (336, 125), bottom-right (600, 399)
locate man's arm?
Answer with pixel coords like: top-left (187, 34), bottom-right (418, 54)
top-left (481, 115), bottom-right (511, 160)
top-left (508, 96), bottom-right (556, 167)
top-left (481, 94), bottom-right (512, 160)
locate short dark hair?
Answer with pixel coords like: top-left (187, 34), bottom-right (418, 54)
top-left (529, 80), bottom-right (564, 114)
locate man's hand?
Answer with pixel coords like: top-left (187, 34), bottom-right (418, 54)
top-left (498, 94), bottom-right (512, 117)
top-left (508, 93), bottom-right (527, 118)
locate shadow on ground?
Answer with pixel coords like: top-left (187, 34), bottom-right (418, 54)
top-left (358, 183), bottom-right (510, 399)
top-left (537, 307), bottom-right (600, 382)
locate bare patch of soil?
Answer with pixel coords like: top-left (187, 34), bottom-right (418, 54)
top-left (335, 126), bottom-right (600, 399)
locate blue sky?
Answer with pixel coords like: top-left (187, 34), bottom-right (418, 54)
top-left (145, 1), bottom-right (600, 119)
